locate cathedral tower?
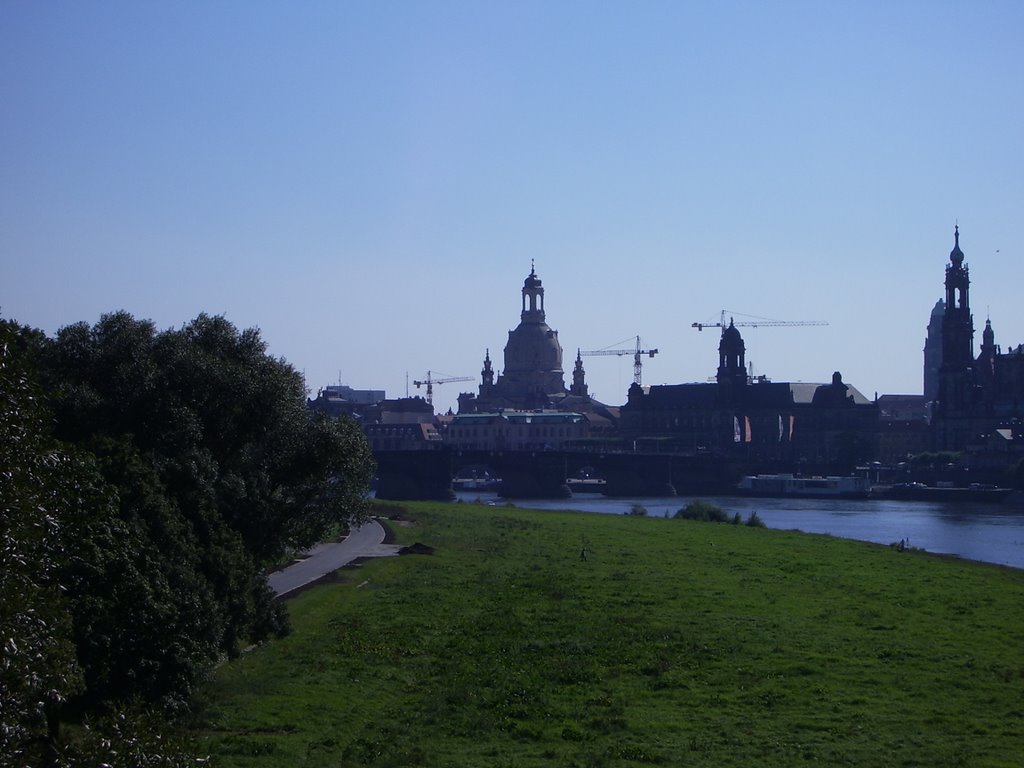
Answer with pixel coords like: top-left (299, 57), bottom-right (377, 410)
top-left (976, 318), bottom-right (998, 408)
top-left (937, 226), bottom-right (975, 415)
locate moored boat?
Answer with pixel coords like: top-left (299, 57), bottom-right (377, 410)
top-left (566, 477), bottom-right (607, 493)
top-left (452, 475), bottom-right (501, 491)
top-left (736, 473), bottom-right (872, 499)
top-left (882, 482), bottom-right (1014, 503)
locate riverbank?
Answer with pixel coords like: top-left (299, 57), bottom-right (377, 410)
top-left (197, 500), bottom-right (1024, 766)
top-left (456, 491), bottom-right (1024, 569)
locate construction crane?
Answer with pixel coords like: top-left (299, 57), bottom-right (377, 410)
top-left (691, 310), bottom-right (828, 332)
top-left (413, 371), bottom-right (473, 406)
top-left (581, 336), bottom-right (658, 386)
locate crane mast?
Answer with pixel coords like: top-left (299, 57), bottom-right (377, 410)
top-left (580, 336), bottom-right (658, 386)
top-left (413, 371), bottom-right (473, 406)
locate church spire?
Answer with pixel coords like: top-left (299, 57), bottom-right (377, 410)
top-left (479, 348), bottom-right (494, 394)
top-left (950, 223), bottom-right (964, 266)
top-left (938, 225), bottom-right (975, 416)
top-left (943, 225), bottom-right (971, 333)
top-left (570, 349), bottom-right (588, 397)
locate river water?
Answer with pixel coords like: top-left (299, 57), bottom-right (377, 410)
top-left (454, 491), bottom-right (1024, 570)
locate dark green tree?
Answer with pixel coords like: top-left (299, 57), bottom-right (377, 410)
top-left (32, 310), bottom-right (375, 709)
top-left (1, 318), bottom-right (207, 764)
top-left (152, 313), bottom-right (375, 561)
top-left (0, 320), bottom-right (82, 765)
top-left (61, 437), bottom-right (226, 711)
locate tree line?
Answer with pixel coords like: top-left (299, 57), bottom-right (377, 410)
top-left (1, 311), bottom-right (375, 765)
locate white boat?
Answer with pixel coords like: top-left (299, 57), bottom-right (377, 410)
top-left (452, 475), bottom-right (501, 491)
top-left (736, 473), bottom-right (871, 499)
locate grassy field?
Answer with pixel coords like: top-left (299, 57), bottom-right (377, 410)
top-left (195, 500), bottom-right (1024, 767)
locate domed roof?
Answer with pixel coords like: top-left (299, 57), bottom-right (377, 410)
top-left (504, 322), bottom-right (562, 375)
top-left (524, 265), bottom-right (542, 289)
top-left (719, 319), bottom-right (744, 351)
top-left (950, 225), bottom-right (964, 266)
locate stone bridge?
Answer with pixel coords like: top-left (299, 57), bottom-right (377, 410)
top-left (373, 448), bottom-right (744, 500)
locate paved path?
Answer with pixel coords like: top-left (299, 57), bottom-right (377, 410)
top-left (268, 519), bottom-right (402, 597)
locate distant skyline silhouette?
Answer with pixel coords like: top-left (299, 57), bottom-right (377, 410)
top-left (3, 2), bottom-right (1022, 414)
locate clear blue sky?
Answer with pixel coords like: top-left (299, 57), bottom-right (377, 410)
top-left (3, 2), bottom-right (1022, 414)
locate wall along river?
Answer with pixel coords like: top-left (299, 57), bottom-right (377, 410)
top-left (454, 491), bottom-right (1024, 570)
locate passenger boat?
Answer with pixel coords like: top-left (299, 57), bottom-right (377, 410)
top-left (736, 473), bottom-right (872, 499)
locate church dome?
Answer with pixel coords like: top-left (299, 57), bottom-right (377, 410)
top-left (504, 321), bottom-right (563, 375)
top-left (501, 264), bottom-right (566, 397)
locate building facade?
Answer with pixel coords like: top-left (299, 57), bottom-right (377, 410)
top-left (931, 226), bottom-right (1024, 451)
top-left (446, 410), bottom-right (588, 452)
top-left (620, 320), bottom-right (878, 468)
top-left (362, 397), bottom-right (443, 450)
top-left (876, 394), bottom-right (930, 463)
top-left (307, 383), bottom-right (386, 418)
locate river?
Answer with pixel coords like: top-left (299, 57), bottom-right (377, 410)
top-left (453, 490), bottom-right (1024, 570)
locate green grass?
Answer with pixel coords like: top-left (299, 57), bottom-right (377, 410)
top-left (194, 501), bottom-right (1024, 767)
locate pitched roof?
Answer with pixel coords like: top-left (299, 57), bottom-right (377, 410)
top-left (637, 380), bottom-right (873, 408)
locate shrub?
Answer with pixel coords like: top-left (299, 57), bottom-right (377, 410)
top-left (745, 511), bottom-right (766, 528)
top-left (674, 500), bottom-right (729, 523)
top-left (628, 503), bottom-right (648, 516)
